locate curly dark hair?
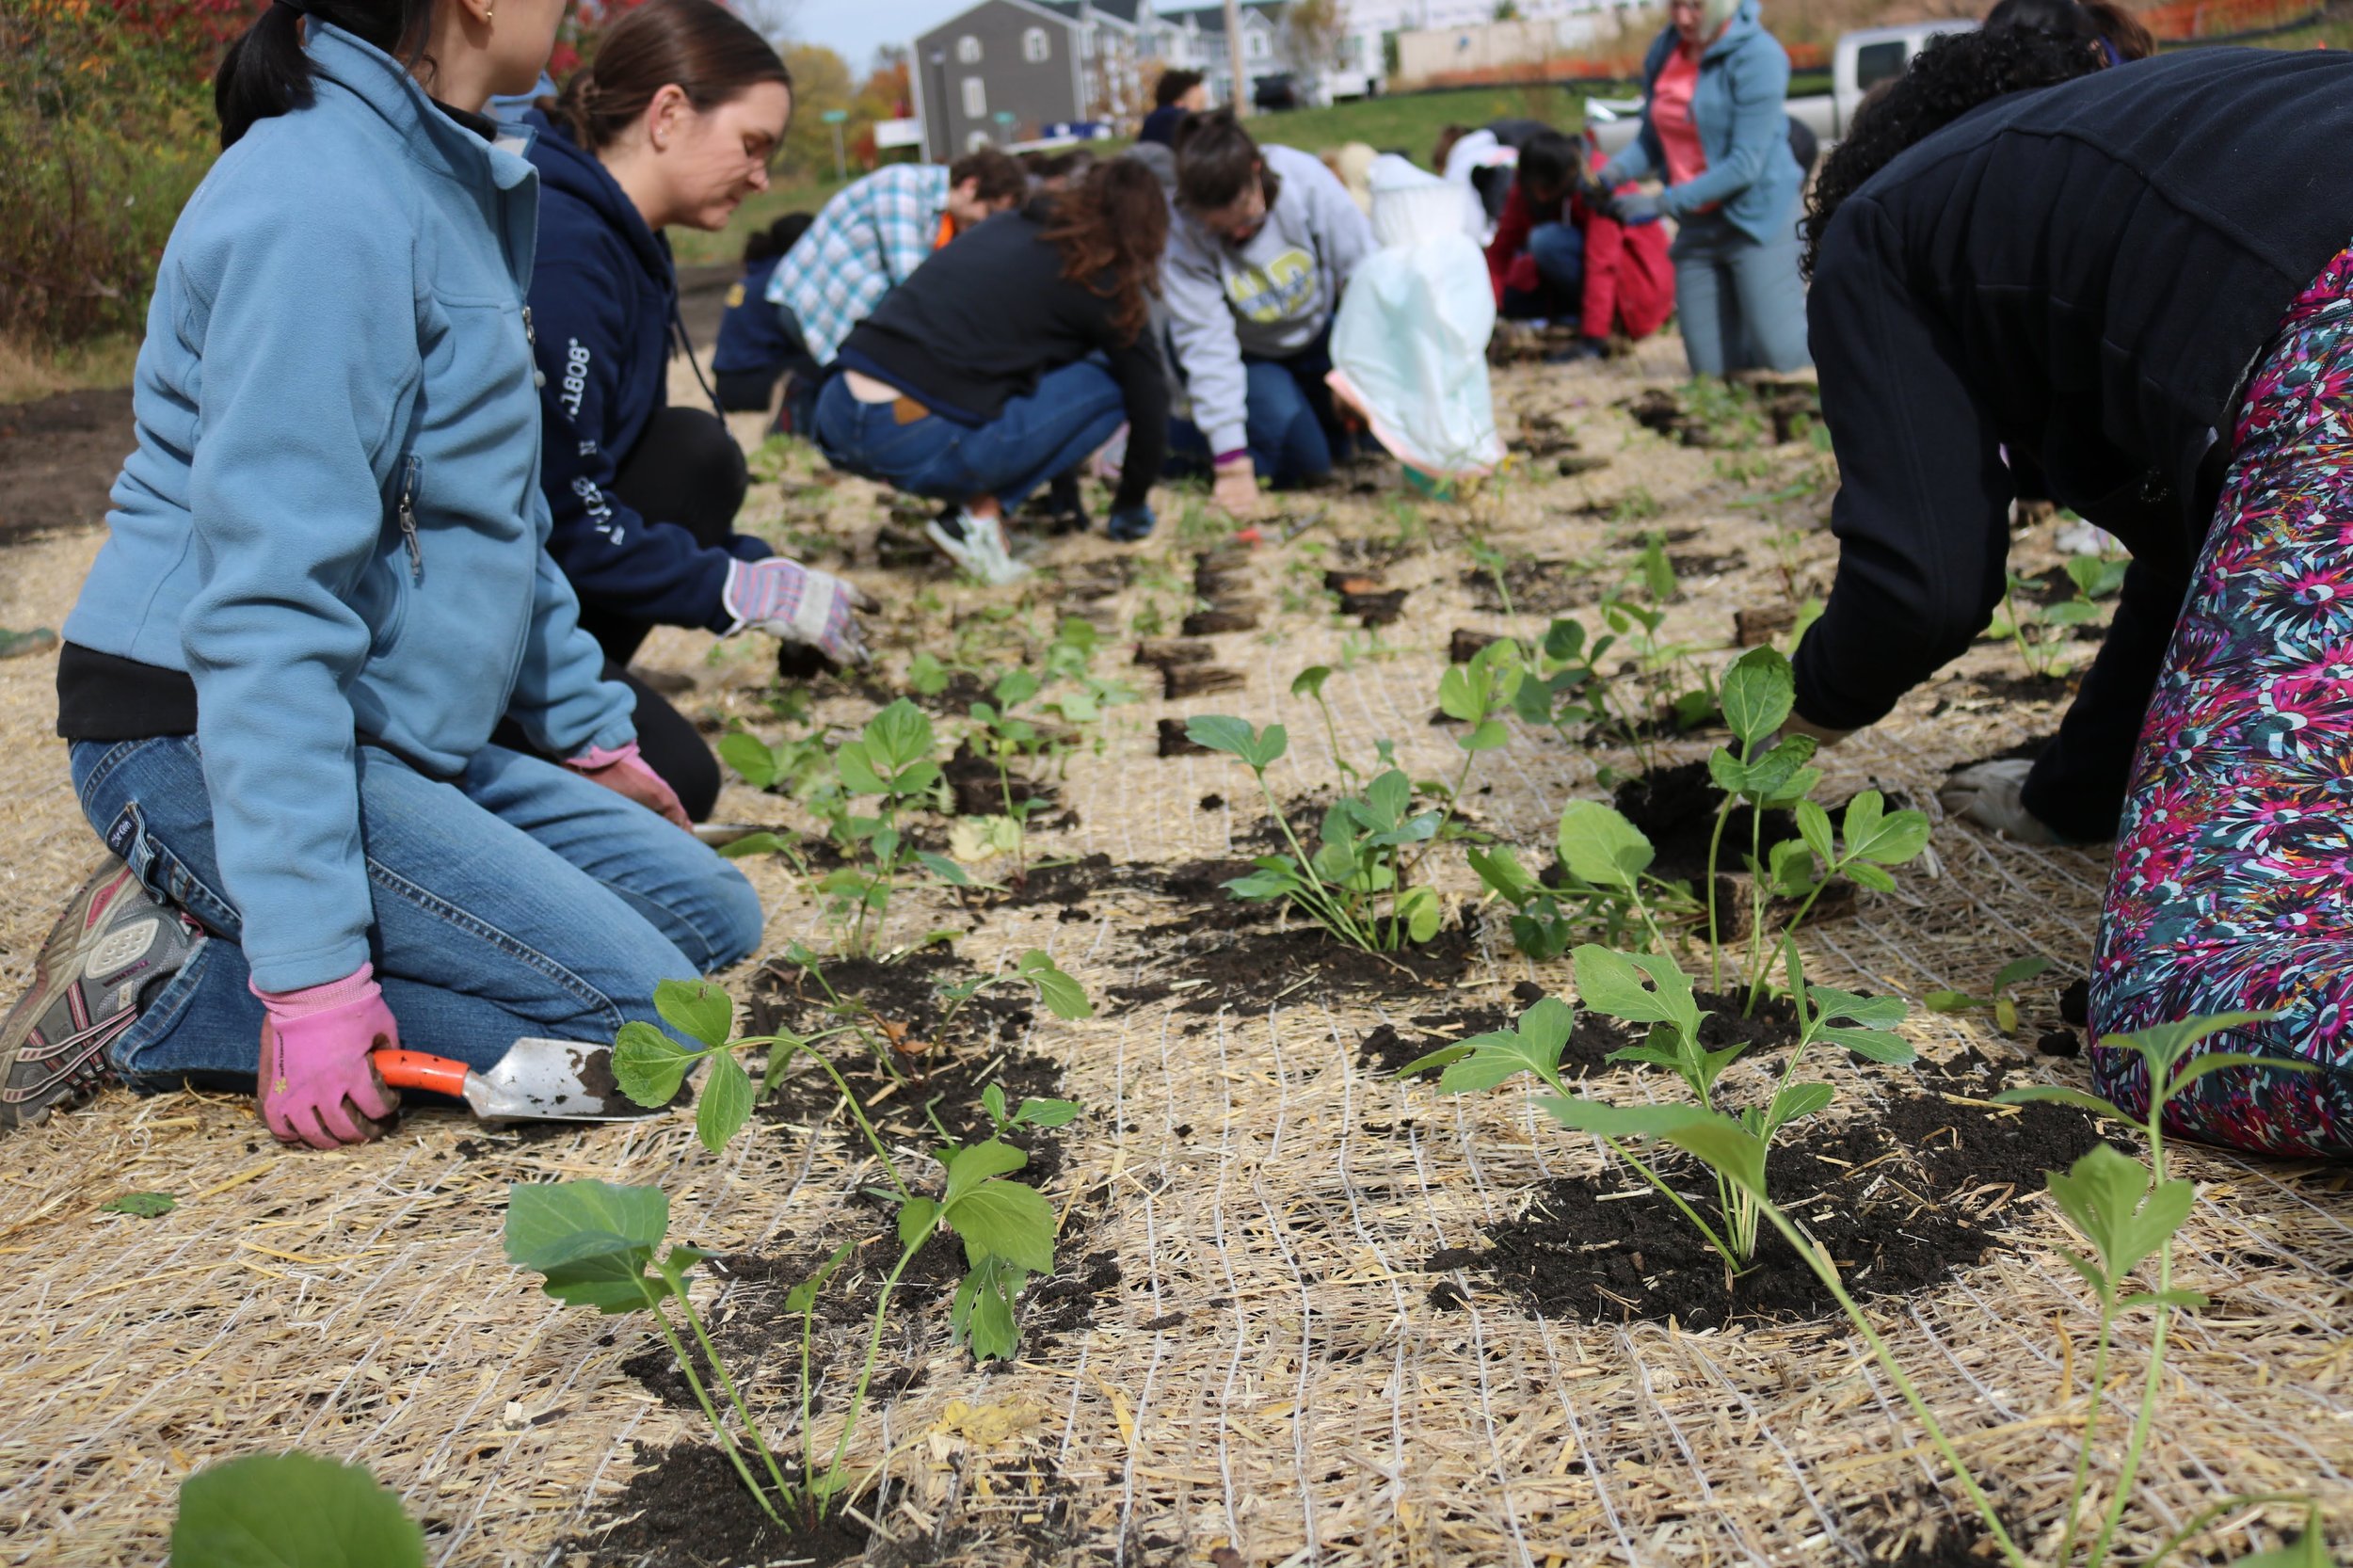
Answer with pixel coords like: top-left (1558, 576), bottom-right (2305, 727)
top-left (1801, 26), bottom-right (2105, 278)
top-left (1041, 157), bottom-right (1171, 342)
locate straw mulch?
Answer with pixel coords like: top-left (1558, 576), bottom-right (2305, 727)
top-left (0, 342), bottom-right (2346, 1567)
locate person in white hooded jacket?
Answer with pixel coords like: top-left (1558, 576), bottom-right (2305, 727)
top-left (1161, 111), bottom-right (1375, 519)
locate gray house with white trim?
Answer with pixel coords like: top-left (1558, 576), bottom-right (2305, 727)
top-left (912, 0), bottom-right (1103, 161)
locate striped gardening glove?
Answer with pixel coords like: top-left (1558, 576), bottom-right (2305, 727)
top-left (722, 557), bottom-right (876, 667)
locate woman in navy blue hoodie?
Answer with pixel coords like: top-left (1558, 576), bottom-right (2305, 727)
top-left (522, 0), bottom-right (871, 819)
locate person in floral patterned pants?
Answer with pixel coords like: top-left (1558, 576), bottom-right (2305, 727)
top-left (2092, 247), bottom-right (2353, 1158)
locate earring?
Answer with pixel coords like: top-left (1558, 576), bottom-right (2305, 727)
top-left (484, 1), bottom-right (494, 18)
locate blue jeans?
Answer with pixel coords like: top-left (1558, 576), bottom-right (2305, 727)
top-left (1670, 211), bottom-right (1812, 377)
top-left (1500, 222), bottom-right (1587, 322)
top-left (814, 358), bottom-right (1126, 510)
top-left (1168, 328), bottom-right (1347, 488)
top-left (71, 736), bottom-right (764, 1082)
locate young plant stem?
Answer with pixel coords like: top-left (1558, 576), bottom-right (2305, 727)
top-left (1745, 872), bottom-right (1835, 1017)
top-left (1606, 1137), bottom-right (1744, 1277)
top-left (680, 1288), bottom-right (796, 1508)
top-left (648, 1302), bottom-right (783, 1524)
top-left (1705, 796), bottom-right (1737, 991)
top-left (1251, 767), bottom-right (1374, 950)
top-left (753, 1038), bottom-right (913, 1199)
top-left (2085, 1105), bottom-right (2177, 1568)
top-left (1401, 744), bottom-right (1481, 887)
top-left (2054, 1303), bottom-right (2119, 1568)
top-left (1742, 798), bottom-right (1770, 1010)
top-left (820, 1231), bottom-right (925, 1511)
top-left (1311, 692), bottom-right (1358, 787)
top-left (1749, 1196), bottom-right (2030, 1568)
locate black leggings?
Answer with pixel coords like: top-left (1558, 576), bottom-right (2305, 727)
top-left (509, 407), bottom-right (748, 823)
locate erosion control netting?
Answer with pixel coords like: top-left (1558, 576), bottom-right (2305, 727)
top-left (0, 351), bottom-right (2347, 1568)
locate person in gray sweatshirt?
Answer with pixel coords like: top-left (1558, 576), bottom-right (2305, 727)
top-left (1162, 112), bottom-right (1375, 520)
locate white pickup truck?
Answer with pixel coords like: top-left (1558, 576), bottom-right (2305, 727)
top-left (1585, 19), bottom-right (1979, 158)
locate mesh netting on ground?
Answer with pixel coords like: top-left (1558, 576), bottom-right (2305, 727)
top-left (0, 347), bottom-right (2345, 1567)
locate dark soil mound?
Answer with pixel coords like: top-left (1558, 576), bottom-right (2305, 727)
top-left (1426, 1052), bottom-right (2111, 1329)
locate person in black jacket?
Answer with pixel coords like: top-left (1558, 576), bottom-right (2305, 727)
top-left (1788, 40), bottom-right (2353, 844)
top-left (522, 0), bottom-right (872, 820)
top-left (813, 158), bottom-right (1172, 585)
top-left (712, 211), bottom-right (817, 421)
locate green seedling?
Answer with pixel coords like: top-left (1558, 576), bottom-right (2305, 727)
top-left (934, 949), bottom-right (1095, 1036)
top-left (506, 1179), bottom-right (916, 1526)
top-left (1290, 664), bottom-right (1363, 785)
top-left (823, 699), bottom-right (947, 954)
top-left (1704, 647), bottom-right (1824, 999)
top-left (171, 1451), bottom-right (423, 1568)
top-left (1926, 955), bottom-right (2055, 1035)
top-left (1187, 716), bottom-right (1441, 952)
top-left (103, 1191), bottom-right (175, 1218)
top-left (1990, 570), bottom-right (2075, 680)
top-left (1542, 941), bottom-right (1915, 1265)
top-left (1639, 1010), bottom-right (2331, 1568)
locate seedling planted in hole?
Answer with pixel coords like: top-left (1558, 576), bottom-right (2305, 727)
top-left (1926, 955), bottom-right (2054, 1035)
top-left (1641, 1011), bottom-right (2333, 1568)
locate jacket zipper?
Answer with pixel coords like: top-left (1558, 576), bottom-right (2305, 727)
top-left (523, 305), bottom-right (545, 387)
top-left (397, 454), bottom-right (423, 583)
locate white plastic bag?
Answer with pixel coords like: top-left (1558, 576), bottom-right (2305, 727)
top-left (1328, 163), bottom-right (1505, 479)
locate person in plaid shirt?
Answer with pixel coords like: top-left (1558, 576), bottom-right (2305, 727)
top-left (765, 148), bottom-right (1027, 370)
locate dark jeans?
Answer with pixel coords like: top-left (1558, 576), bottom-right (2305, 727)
top-left (1500, 221), bottom-right (1586, 321)
top-left (519, 406), bottom-right (745, 823)
top-left (1168, 327), bottom-right (1350, 488)
top-left (812, 358), bottom-right (1126, 510)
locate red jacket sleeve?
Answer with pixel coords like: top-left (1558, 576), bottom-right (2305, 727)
top-left (1485, 182), bottom-right (1534, 304)
top-left (1570, 184), bottom-right (1677, 341)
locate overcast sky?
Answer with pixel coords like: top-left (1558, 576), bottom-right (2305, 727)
top-left (791, 0), bottom-right (1000, 73)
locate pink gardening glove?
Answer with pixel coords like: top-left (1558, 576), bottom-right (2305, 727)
top-left (568, 741), bottom-right (691, 829)
top-left (722, 556), bottom-right (877, 666)
top-left (253, 963), bottom-right (402, 1150)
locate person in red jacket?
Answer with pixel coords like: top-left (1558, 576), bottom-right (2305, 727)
top-left (1485, 130), bottom-right (1673, 360)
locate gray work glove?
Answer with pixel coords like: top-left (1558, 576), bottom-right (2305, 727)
top-left (1938, 759), bottom-right (2064, 844)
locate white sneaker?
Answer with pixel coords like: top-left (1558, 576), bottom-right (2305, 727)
top-left (926, 508), bottom-right (1030, 586)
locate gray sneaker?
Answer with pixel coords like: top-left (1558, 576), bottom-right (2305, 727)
top-left (0, 858), bottom-right (204, 1128)
top-left (925, 507), bottom-right (1030, 586)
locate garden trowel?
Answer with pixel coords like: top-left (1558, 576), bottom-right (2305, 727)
top-left (372, 1039), bottom-right (644, 1125)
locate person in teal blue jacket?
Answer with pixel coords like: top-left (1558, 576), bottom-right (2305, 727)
top-left (0, 1), bottom-right (762, 1150)
top-left (1596, 0), bottom-right (1811, 376)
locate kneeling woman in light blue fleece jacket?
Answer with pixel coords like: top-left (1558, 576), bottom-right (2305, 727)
top-left (0, 0), bottom-right (762, 1150)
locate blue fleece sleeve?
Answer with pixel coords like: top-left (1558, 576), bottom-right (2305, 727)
top-left (1661, 41), bottom-right (1791, 216)
top-left (176, 177), bottom-right (412, 991)
top-left (531, 258), bottom-right (739, 633)
top-left (507, 480), bottom-right (639, 760)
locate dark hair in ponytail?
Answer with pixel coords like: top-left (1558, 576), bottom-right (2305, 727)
top-left (1801, 26), bottom-right (2105, 277)
top-left (552, 0), bottom-right (790, 151)
top-left (214, 1), bottom-right (439, 150)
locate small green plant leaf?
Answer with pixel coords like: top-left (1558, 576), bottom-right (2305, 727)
top-left (1432, 998), bottom-right (1577, 1094)
top-left (1764, 1080), bottom-right (1835, 1133)
top-left (1811, 987), bottom-right (1909, 1029)
top-left (1719, 647), bottom-right (1796, 748)
top-left (2046, 1144), bottom-right (2190, 1285)
top-left (653, 979), bottom-right (732, 1049)
top-left (696, 1050), bottom-right (754, 1154)
top-left (1393, 1042), bottom-right (1475, 1080)
top-left (1658, 1113), bottom-right (1770, 1199)
top-left (944, 1139), bottom-right (1027, 1201)
top-left (1540, 1096), bottom-right (1715, 1140)
top-left (1924, 990), bottom-right (1975, 1014)
top-left (1187, 715), bottom-right (1288, 770)
top-left (1796, 798), bottom-right (1835, 869)
top-left (943, 1179), bottom-right (1057, 1273)
top-left (1469, 844), bottom-right (1539, 904)
top-left (1290, 664), bottom-right (1333, 700)
top-left (104, 1192), bottom-right (176, 1219)
top-left (866, 699), bottom-right (937, 772)
top-left (2117, 1288), bottom-right (2209, 1312)
top-left (952, 1253), bottom-right (1026, 1361)
top-left (898, 1196), bottom-right (941, 1251)
top-left (1817, 1026), bottom-right (1918, 1064)
top-left (613, 1020), bottom-right (696, 1108)
top-left (503, 1179), bottom-right (671, 1314)
top-left (170, 1451), bottom-right (424, 1568)
top-left (1016, 950), bottom-right (1093, 1019)
top-left (1842, 792), bottom-right (1932, 866)
top-left (1014, 1096), bottom-right (1082, 1129)
top-left (1994, 955), bottom-right (2054, 992)
top-left (1398, 886), bottom-right (1444, 944)
top-left (784, 1240), bottom-right (856, 1315)
top-left (716, 731), bottom-right (779, 790)
top-left (715, 831), bottom-right (791, 861)
top-left (1572, 946), bottom-right (1700, 1037)
top-left (1557, 801), bottom-right (1655, 889)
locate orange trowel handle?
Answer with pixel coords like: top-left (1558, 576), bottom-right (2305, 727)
top-left (373, 1048), bottom-right (472, 1096)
